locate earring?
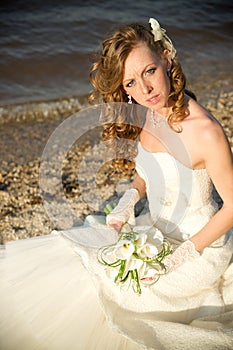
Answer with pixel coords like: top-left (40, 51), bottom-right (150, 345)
top-left (128, 95), bottom-right (132, 104)
top-left (167, 70), bottom-right (171, 78)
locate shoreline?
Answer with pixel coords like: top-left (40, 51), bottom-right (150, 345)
top-left (0, 95), bottom-right (89, 125)
top-left (0, 90), bottom-right (232, 243)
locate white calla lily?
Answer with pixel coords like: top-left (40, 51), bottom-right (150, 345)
top-left (147, 228), bottom-right (164, 247)
top-left (99, 208), bottom-right (172, 293)
top-left (123, 256), bottom-right (147, 279)
top-left (137, 243), bottom-right (158, 259)
top-left (114, 240), bottom-right (134, 260)
top-left (135, 233), bottom-right (147, 248)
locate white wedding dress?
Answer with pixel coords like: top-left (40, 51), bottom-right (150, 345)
top-left (1, 143), bottom-right (233, 350)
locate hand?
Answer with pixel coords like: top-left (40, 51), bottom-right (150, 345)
top-left (107, 218), bottom-right (124, 232)
top-left (106, 188), bottom-right (140, 230)
top-left (163, 240), bottom-right (200, 273)
top-left (141, 240), bottom-right (200, 281)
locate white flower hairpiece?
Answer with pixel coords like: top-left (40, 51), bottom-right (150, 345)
top-left (149, 18), bottom-right (176, 59)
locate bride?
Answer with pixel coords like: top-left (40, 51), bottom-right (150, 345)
top-left (0, 18), bottom-right (233, 350)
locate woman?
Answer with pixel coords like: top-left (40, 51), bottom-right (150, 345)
top-left (92, 18), bottom-right (233, 269)
top-left (0, 18), bottom-right (233, 350)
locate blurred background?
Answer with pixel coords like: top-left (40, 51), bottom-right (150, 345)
top-left (0, 0), bottom-right (232, 107)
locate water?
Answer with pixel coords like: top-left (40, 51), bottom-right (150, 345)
top-left (0, 0), bottom-right (233, 107)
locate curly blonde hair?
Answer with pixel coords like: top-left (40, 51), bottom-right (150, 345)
top-left (89, 22), bottom-right (194, 173)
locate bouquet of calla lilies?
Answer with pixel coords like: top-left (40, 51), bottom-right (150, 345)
top-left (98, 205), bottom-right (172, 294)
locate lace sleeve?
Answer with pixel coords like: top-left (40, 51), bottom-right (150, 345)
top-left (163, 240), bottom-right (200, 273)
top-left (106, 188), bottom-right (140, 226)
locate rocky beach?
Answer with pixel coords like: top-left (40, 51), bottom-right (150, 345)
top-left (0, 88), bottom-right (232, 244)
top-left (0, 96), bottom-right (135, 243)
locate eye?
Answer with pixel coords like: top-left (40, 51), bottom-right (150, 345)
top-left (125, 80), bottom-right (135, 88)
top-left (145, 67), bottom-right (156, 75)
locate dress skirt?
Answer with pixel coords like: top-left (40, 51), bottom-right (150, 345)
top-left (0, 217), bottom-right (233, 350)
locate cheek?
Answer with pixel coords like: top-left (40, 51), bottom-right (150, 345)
top-left (124, 86), bottom-right (133, 96)
top-left (126, 88), bottom-right (140, 101)
top-left (132, 90), bottom-right (144, 104)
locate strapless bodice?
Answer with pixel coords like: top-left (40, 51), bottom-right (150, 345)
top-left (135, 143), bottom-right (221, 244)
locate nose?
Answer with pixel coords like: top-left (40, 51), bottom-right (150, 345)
top-left (139, 78), bottom-right (152, 94)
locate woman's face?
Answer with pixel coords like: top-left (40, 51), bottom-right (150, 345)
top-left (122, 42), bottom-right (171, 112)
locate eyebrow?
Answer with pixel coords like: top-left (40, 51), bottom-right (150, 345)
top-left (123, 63), bottom-right (156, 84)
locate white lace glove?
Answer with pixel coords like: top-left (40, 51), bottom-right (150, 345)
top-left (163, 240), bottom-right (200, 273)
top-left (106, 188), bottom-right (140, 227)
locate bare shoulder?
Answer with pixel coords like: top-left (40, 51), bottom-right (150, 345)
top-left (181, 97), bottom-right (232, 169)
top-left (186, 98), bottom-right (228, 146)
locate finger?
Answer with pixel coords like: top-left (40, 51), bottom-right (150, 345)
top-left (107, 220), bottom-right (123, 232)
top-left (141, 276), bottom-right (157, 282)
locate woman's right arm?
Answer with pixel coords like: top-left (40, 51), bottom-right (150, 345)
top-left (131, 174), bottom-right (147, 198)
top-left (106, 174), bottom-right (146, 231)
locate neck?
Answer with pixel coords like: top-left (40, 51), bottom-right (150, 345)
top-left (149, 110), bottom-right (167, 128)
top-left (152, 99), bottom-right (174, 117)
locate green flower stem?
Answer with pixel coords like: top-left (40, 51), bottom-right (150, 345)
top-left (115, 260), bottom-right (127, 283)
top-left (131, 269), bottom-right (142, 294)
top-left (104, 203), bottom-right (117, 215)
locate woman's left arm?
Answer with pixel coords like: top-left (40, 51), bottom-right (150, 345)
top-left (162, 123), bottom-right (232, 274)
top-left (190, 123), bottom-right (233, 252)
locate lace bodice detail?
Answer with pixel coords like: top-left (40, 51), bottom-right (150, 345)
top-left (135, 143), bottom-right (220, 244)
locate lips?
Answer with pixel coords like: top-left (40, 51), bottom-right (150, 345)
top-left (146, 94), bottom-right (160, 104)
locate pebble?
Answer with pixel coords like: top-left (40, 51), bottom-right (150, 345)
top-left (0, 140), bottom-right (134, 243)
top-left (0, 90), bottom-right (232, 243)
